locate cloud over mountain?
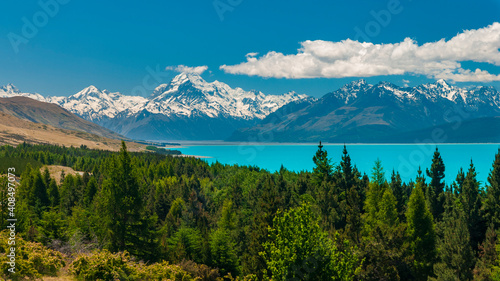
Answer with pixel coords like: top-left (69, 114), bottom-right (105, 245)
top-left (166, 65), bottom-right (208, 75)
top-left (220, 22), bottom-right (500, 82)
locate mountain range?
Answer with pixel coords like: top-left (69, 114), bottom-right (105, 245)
top-left (1, 75), bottom-right (500, 143)
top-left (1, 73), bottom-right (309, 140)
top-left (229, 79), bottom-right (500, 143)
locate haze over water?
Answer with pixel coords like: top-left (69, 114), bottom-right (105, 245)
top-left (178, 143), bottom-right (500, 187)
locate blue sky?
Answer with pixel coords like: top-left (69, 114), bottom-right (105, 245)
top-left (1, 0), bottom-right (499, 98)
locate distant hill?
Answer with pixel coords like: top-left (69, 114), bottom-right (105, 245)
top-left (0, 96), bottom-right (125, 140)
top-left (0, 111), bottom-right (144, 151)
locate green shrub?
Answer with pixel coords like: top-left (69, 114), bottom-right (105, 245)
top-left (69, 250), bottom-right (136, 281)
top-left (0, 230), bottom-right (65, 280)
top-left (134, 261), bottom-right (194, 281)
top-left (69, 249), bottom-right (196, 281)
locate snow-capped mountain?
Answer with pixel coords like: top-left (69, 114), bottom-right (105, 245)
top-left (2, 76), bottom-right (500, 141)
top-left (41, 73), bottom-right (309, 124)
top-left (49, 86), bottom-right (148, 122)
top-left (326, 79), bottom-right (500, 108)
top-left (143, 73), bottom-right (308, 119)
top-left (0, 84), bottom-right (46, 102)
top-left (0, 73), bottom-right (311, 140)
top-left (229, 79), bottom-right (500, 143)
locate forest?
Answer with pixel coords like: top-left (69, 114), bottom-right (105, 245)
top-left (0, 141), bottom-right (499, 280)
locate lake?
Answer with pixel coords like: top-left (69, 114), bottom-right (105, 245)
top-left (177, 143), bottom-right (500, 187)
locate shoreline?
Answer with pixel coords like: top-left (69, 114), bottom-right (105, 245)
top-left (162, 142), bottom-right (500, 149)
top-left (173, 154), bottom-right (212, 159)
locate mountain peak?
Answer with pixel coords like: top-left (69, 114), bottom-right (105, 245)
top-left (1, 84), bottom-right (21, 94)
top-left (85, 85), bottom-right (100, 92)
top-left (436, 78), bottom-right (448, 86)
top-left (170, 72), bottom-right (204, 86)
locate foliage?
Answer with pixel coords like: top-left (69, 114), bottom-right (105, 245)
top-left (406, 181), bottom-right (436, 280)
top-left (431, 200), bottom-right (474, 281)
top-left (1, 142), bottom-right (500, 280)
top-left (0, 230), bottom-right (65, 280)
top-left (146, 145), bottom-right (181, 155)
top-left (69, 249), bottom-right (196, 281)
top-left (261, 203), bottom-right (361, 280)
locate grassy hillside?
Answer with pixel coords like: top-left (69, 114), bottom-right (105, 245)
top-left (0, 111), bottom-right (144, 152)
top-left (0, 96), bottom-right (124, 140)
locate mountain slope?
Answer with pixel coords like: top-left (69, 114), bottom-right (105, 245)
top-left (0, 111), bottom-right (144, 151)
top-left (229, 80), bottom-right (500, 143)
top-left (0, 97), bottom-right (125, 140)
top-left (44, 73), bottom-right (312, 140)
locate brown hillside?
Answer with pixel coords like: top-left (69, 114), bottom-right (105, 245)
top-left (0, 96), bottom-right (124, 140)
top-left (0, 111), bottom-right (144, 152)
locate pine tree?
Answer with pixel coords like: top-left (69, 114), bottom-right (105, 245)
top-left (340, 146), bottom-right (363, 242)
top-left (312, 141), bottom-right (333, 183)
top-left (98, 141), bottom-right (143, 252)
top-left (461, 161), bottom-right (486, 251)
top-left (426, 147), bottom-right (446, 220)
top-left (484, 149), bottom-right (500, 229)
top-left (42, 167), bottom-right (51, 188)
top-left (455, 168), bottom-right (465, 195)
top-left (84, 177), bottom-right (98, 206)
top-left (406, 181), bottom-right (436, 280)
top-left (372, 159), bottom-right (385, 186)
top-left (241, 174), bottom-right (281, 278)
top-left (430, 200), bottom-right (474, 281)
top-left (262, 203), bottom-right (360, 280)
top-left (378, 189), bottom-right (399, 228)
top-left (33, 170), bottom-right (50, 210)
top-left (474, 224), bottom-right (498, 280)
top-left (364, 160), bottom-right (390, 230)
top-left (340, 145), bottom-right (355, 192)
top-left (390, 170), bottom-right (405, 220)
top-left (47, 178), bottom-right (59, 207)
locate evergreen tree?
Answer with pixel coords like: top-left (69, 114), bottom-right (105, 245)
top-left (484, 149), bottom-right (500, 229)
top-left (42, 167), bottom-right (51, 188)
top-left (98, 141), bottom-right (143, 252)
top-left (461, 161), bottom-right (485, 251)
top-left (340, 145), bottom-right (355, 192)
top-left (83, 177), bottom-right (98, 207)
top-left (364, 160), bottom-right (391, 231)
top-left (430, 201), bottom-right (474, 281)
top-left (378, 189), bottom-right (399, 228)
top-left (339, 146), bottom-right (363, 241)
top-left (47, 178), bottom-right (59, 207)
top-left (390, 170), bottom-right (405, 220)
top-left (426, 147), bottom-right (446, 220)
top-left (455, 168), bottom-right (465, 195)
top-left (33, 170), bottom-right (50, 211)
top-left (371, 159), bottom-right (385, 186)
top-left (406, 181), bottom-right (436, 280)
top-left (241, 174), bottom-right (281, 278)
top-left (210, 202), bottom-right (239, 276)
top-left (312, 141), bottom-right (333, 183)
top-left (261, 203), bottom-right (360, 281)
top-left (474, 224), bottom-right (499, 280)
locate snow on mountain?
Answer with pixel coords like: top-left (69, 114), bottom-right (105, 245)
top-left (2, 76), bottom-right (499, 127)
top-left (49, 86), bottom-right (148, 122)
top-left (326, 79), bottom-right (500, 110)
top-left (330, 79), bottom-right (371, 103)
top-left (0, 84), bottom-right (46, 102)
top-left (144, 73), bottom-right (309, 119)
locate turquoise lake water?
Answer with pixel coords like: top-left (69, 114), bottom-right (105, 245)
top-left (178, 143), bottom-right (500, 187)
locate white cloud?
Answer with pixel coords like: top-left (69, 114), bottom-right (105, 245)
top-left (220, 22), bottom-right (500, 82)
top-left (166, 65), bottom-right (208, 75)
